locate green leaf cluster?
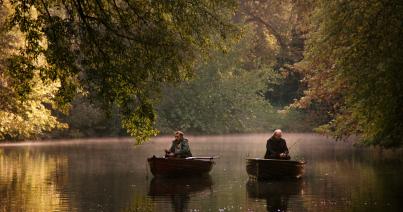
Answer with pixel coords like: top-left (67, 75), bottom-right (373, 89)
top-left (3, 0), bottom-right (238, 142)
top-left (156, 29), bottom-right (280, 134)
top-left (296, 0), bottom-right (403, 147)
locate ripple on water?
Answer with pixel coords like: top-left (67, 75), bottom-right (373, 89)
top-left (1, 134), bottom-right (403, 211)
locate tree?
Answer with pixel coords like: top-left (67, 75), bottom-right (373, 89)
top-left (293, 0), bottom-right (403, 147)
top-left (0, 2), bottom-right (66, 140)
top-left (157, 29), bottom-right (279, 134)
top-left (52, 95), bottom-right (125, 138)
top-left (0, 1), bottom-right (17, 112)
top-left (4, 0), bottom-right (238, 143)
top-left (238, 0), bottom-right (312, 105)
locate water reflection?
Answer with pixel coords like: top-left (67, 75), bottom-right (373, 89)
top-left (1, 134), bottom-right (403, 211)
top-left (0, 149), bottom-right (71, 211)
top-left (247, 179), bottom-right (304, 212)
top-left (148, 176), bottom-right (213, 212)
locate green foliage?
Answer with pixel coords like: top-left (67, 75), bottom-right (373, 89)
top-left (50, 95), bottom-right (125, 138)
top-left (0, 3), bottom-right (66, 141)
top-left (156, 30), bottom-right (281, 134)
top-left (274, 108), bottom-right (317, 132)
top-left (294, 0), bottom-right (403, 147)
top-left (4, 0), bottom-right (238, 143)
top-left (239, 0), bottom-right (312, 106)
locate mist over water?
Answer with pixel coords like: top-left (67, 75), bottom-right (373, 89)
top-left (1, 134), bottom-right (403, 211)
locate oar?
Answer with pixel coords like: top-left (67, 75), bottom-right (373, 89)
top-left (186, 156), bottom-right (220, 160)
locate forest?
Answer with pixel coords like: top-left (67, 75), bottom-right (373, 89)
top-left (0, 0), bottom-right (402, 147)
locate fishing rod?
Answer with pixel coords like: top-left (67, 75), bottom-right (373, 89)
top-left (287, 139), bottom-right (301, 152)
top-left (287, 139), bottom-right (306, 161)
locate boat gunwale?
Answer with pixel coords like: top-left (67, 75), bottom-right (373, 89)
top-left (147, 156), bottom-right (215, 164)
top-left (246, 158), bottom-right (306, 165)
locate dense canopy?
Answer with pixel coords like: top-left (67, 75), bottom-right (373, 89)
top-left (1, 0), bottom-right (402, 147)
top-left (294, 0), bottom-right (403, 147)
top-left (2, 0), bottom-right (237, 142)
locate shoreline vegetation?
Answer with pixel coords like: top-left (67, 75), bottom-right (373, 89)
top-left (0, 133), bottom-right (357, 147)
top-left (3, 134), bottom-right (402, 156)
top-left (1, 0), bottom-right (401, 148)
top-left (0, 133), bottom-right (340, 146)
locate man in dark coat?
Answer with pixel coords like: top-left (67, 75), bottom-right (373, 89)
top-left (264, 129), bottom-right (290, 160)
top-left (165, 131), bottom-right (192, 158)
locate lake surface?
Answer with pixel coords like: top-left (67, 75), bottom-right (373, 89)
top-left (1, 133), bottom-right (403, 212)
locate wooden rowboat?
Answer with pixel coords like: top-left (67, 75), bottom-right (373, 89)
top-left (246, 158), bottom-right (306, 180)
top-left (147, 156), bottom-right (215, 177)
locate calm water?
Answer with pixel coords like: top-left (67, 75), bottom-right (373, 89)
top-left (1, 133), bottom-right (403, 212)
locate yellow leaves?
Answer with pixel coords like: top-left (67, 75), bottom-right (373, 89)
top-left (263, 30), bottom-right (280, 51)
top-left (3, 0), bottom-right (239, 142)
top-left (0, 73), bottom-right (66, 140)
top-left (161, 12), bottom-right (173, 23)
top-left (0, 108), bottom-right (67, 140)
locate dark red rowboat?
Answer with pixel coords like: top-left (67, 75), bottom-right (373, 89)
top-left (147, 156), bottom-right (215, 177)
top-left (246, 158), bottom-right (306, 180)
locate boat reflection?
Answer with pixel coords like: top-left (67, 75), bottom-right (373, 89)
top-left (246, 179), bottom-right (304, 212)
top-left (148, 176), bottom-right (213, 212)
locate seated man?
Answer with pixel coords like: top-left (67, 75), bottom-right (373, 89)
top-left (165, 131), bottom-right (192, 158)
top-left (264, 129), bottom-right (290, 160)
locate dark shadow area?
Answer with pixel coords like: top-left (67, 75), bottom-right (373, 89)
top-left (246, 179), bottom-right (304, 212)
top-left (148, 176), bottom-right (213, 212)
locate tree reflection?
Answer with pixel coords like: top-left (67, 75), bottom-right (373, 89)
top-left (246, 179), bottom-right (304, 212)
top-left (0, 149), bottom-right (70, 211)
top-left (148, 176), bottom-right (213, 212)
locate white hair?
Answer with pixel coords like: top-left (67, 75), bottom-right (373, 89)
top-left (272, 129), bottom-right (282, 137)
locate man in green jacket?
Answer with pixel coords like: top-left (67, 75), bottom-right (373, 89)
top-left (165, 131), bottom-right (192, 158)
